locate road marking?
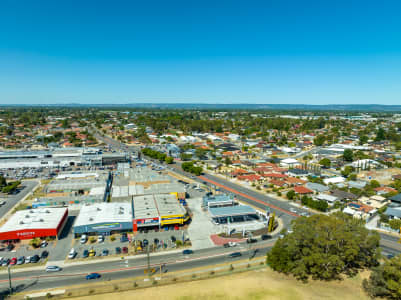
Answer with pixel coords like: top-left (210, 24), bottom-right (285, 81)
top-left (199, 176), bottom-right (299, 217)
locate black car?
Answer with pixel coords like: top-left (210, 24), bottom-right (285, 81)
top-left (261, 234), bottom-right (272, 240)
top-left (246, 238), bottom-right (257, 244)
top-left (120, 236), bottom-right (129, 243)
top-left (40, 250), bottom-right (49, 259)
top-left (171, 236), bottom-right (176, 243)
top-left (7, 244), bottom-right (14, 252)
top-left (115, 247), bottom-right (121, 254)
top-left (30, 255), bottom-right (40, 263)
top-left (228, 252), bottom-right (242, 258)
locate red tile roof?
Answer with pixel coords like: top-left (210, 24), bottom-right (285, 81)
top-left (294, 186), bottom-right (313, 194)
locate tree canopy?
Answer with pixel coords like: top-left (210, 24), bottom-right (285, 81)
top-left (266, 212), bottom-right (380, 282)
top-left (363, 255), bottom-right (401, 299)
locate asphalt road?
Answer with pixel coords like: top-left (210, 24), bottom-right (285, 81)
top-left (0, 180), bottom-right (39, 219)
top-left (0, 241), bottom-right (273, 294)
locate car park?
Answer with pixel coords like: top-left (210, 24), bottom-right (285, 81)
top-left (46, 266), bottom-right (62, 272)
top-left (86, 273), bottom-right (101, 280)
top-left (228, 252), bottom-right (242, 258)
top-left (17, 256), bottom-right (25, 265)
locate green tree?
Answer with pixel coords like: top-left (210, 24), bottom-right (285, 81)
top-left (286, 190), bottom-right (296, 200)
top-left (341, 166), bottom-right (355, 177)
top-left (389, 219), bottom-right (401, 231)
top-left (370, 180), bottom-right (380, 189)
top-left (375, 127), bottom-right (386, 141)
top-left (363, 255), bottom-right (401, 299)
top-left (359, 135), bottom-right (369, 145)
top-left (343, 149), bottom-right (354, 162)
top-left (313, 135), bottom-right (326, 146)
top-left (319, 158), bottom-right (331, 168)
top-left (267, 213), bottom-right (380, 282)
top-left (165, 156), bottom-right (174, 164)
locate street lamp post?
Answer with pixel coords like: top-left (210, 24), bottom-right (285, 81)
top-left (8, 265), bottom-right (12, 295)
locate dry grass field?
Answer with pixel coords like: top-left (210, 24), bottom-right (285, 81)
top-left (72, 268), bottom-right (370, 300)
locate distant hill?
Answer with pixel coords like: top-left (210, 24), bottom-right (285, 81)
top-left (2, 103), bottom-right (401, 112)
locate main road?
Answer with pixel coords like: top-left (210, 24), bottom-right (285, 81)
top-left (0, 240), bottom-right (274, 294)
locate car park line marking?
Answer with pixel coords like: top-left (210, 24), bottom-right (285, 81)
top-left (199, 176), bottom-right (299, 217)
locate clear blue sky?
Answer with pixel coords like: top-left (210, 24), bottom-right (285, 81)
top-left (1, 0), bottom-right (401, 105)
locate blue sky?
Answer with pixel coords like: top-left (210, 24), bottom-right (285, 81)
top-left (1, 0), bottom-right (401, 105)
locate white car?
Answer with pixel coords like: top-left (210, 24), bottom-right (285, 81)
top-left (80, 235), bottom-right (87, 244)
top-left (228, 242), bottom-right (237, 247)
top-left (46, 266), bottom-right (62, 272)
top-left (97, 235), bottom-right (104, 243)
top-left (68, 248), bottom-right (77, 259)
top-left (25, 256), bottom-right (31, 264)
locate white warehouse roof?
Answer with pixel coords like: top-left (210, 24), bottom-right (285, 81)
top-left (74, 203), bottom-right (132, 227)
top-left (0, 207), bottom-right (68, 232)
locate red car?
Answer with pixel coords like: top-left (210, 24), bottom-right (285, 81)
top-left (122, 247), bottom-right (128, 254)
top-left (10, 257), bottom-right (17, 265)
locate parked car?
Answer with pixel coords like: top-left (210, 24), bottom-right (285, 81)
top-left (261, 234), bottom-right (272, 240)
top-left (182, 249), bottom-right (193, 255)
top-left (6, 244), bottom-right (14, 252)
top-left (122, 246), bottom-right (128, 254)
top-left (2, 258), bottom-right (10, 266)
top-left (0, 201), bottom-right (6, 206)
top-left (83, 250), bottom-right (89, 258)
top-left (68, 248), bottom-right (77, 259)
top-left (10, 257), bottom-right (17, 265)
top-left (40, 241), bottom-right (48, 248)
top-left (80, 235), bottom-right (88, 244)
top-left (120, 236), bottom-right (129, 243)
top-left (228, 252), bottom-right (242, 258)
top-left (97, 235), bottom-right (104, 243)
top-left (89, 249), bottom-right (96, 257)
top-left (86, 273), bottom-right (101, 280)
top-left (170, 236), bottom-right (176, 243)
top-left (102, 249), bottom-right (109, 256)
top-left (41, 251), bottom-right (49, 259)
top-left (25, 256), bottom-right (31, 264)
top-left (115, 247), bottom-right (121, 254)
top-left (46, 266), bottom-right (62, 272)
top-left (17, 256), bottom-right (25, 265)
top-left (228, 242), bottom-right (237, 247)
top-left (30, 255), bottom-right (40, 263)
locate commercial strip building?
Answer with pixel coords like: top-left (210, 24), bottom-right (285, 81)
top-left (73, 203), bottom-right (133, 236)
top-left (0, 147), bottom-right (129, 169)
top-left (0, 207), bottom-right (68, 241)
top-left (133, 194), bottom-right (189, 231)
